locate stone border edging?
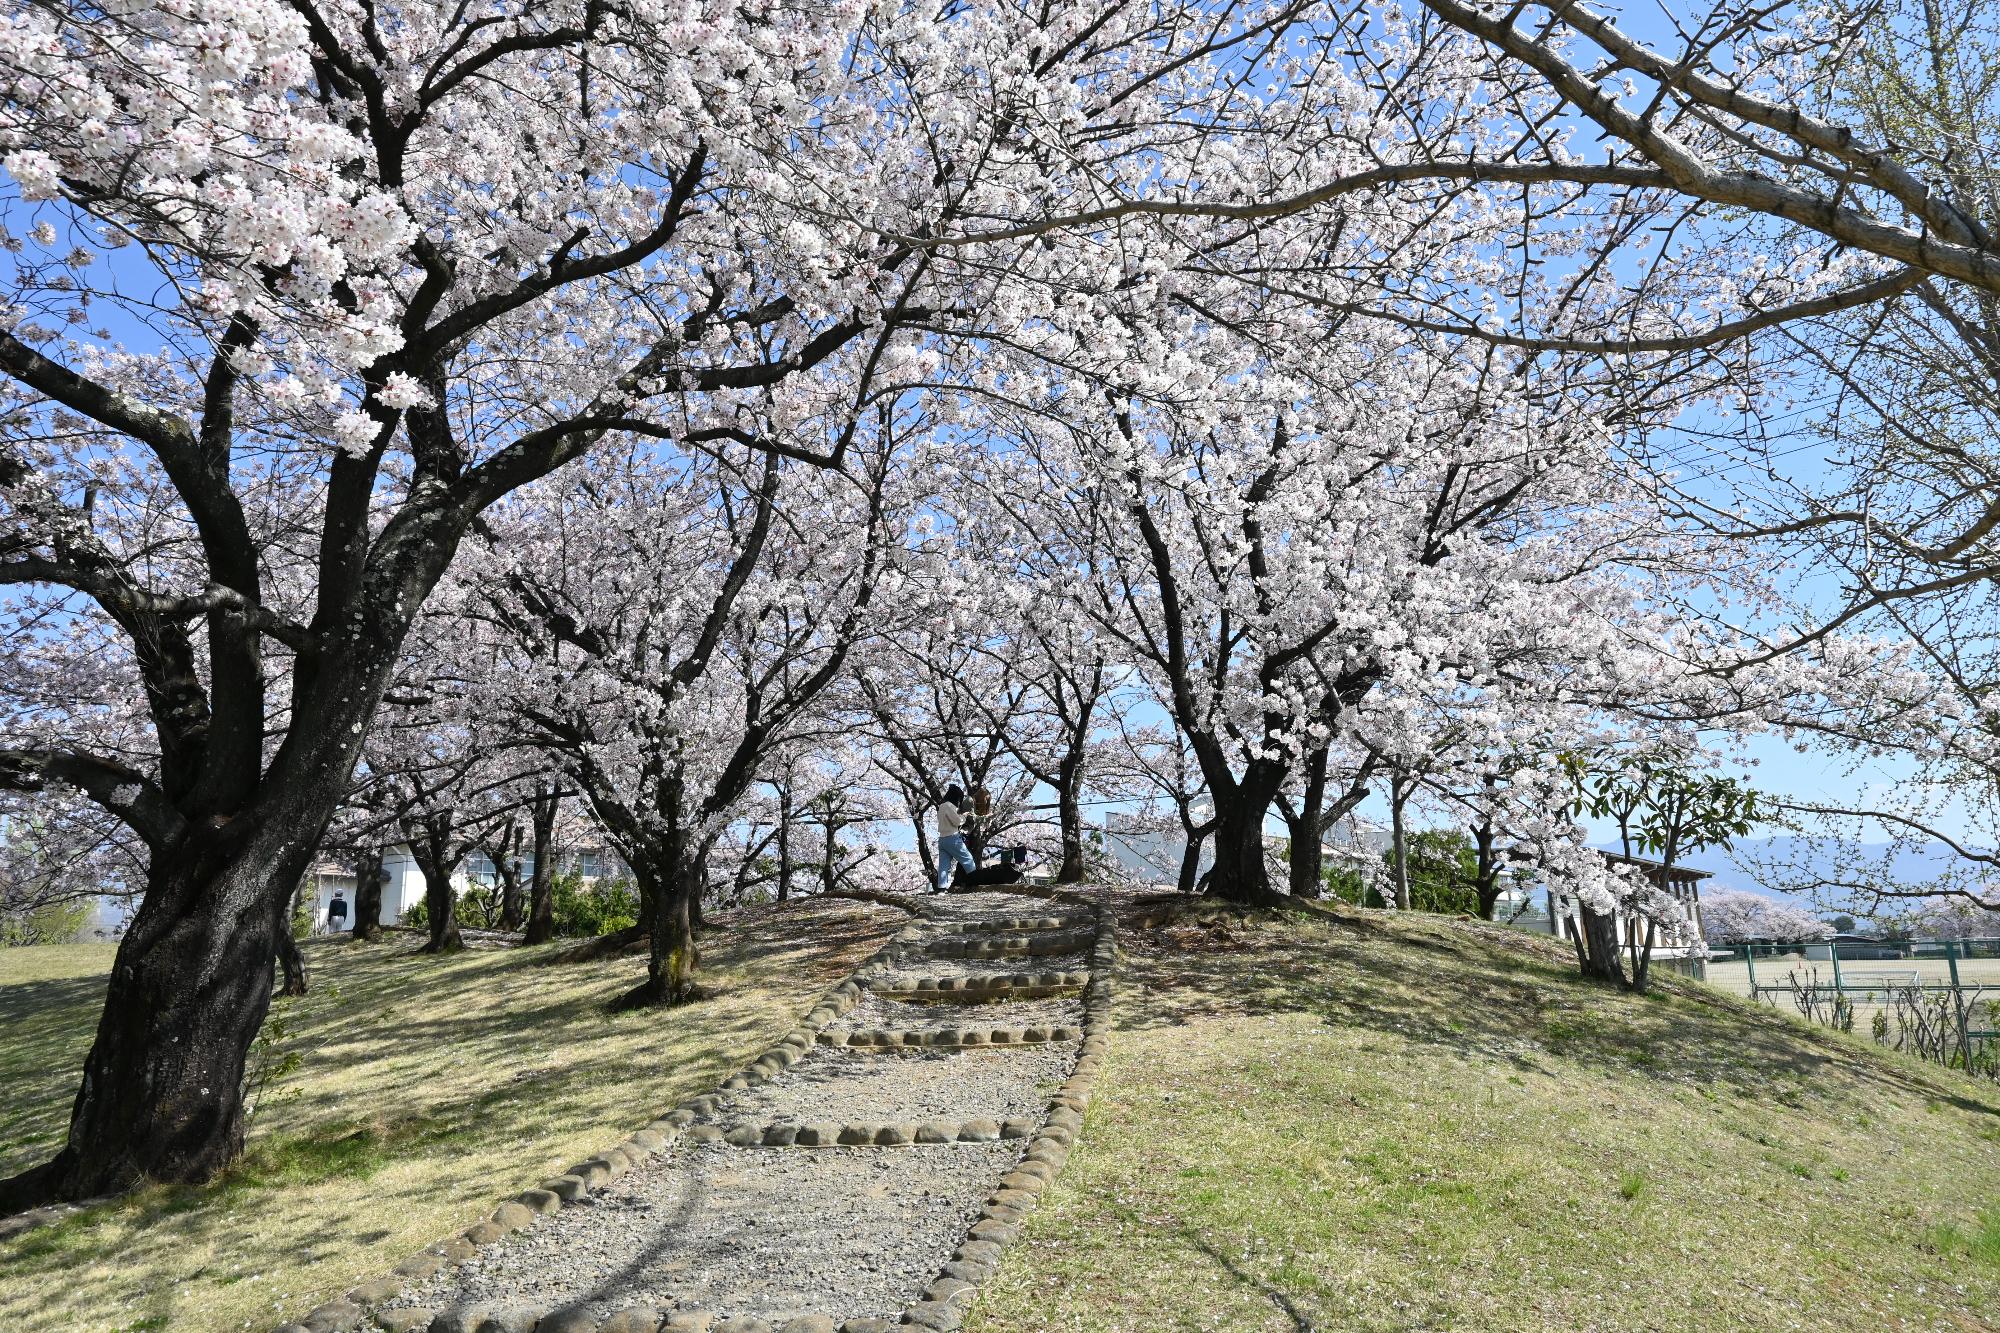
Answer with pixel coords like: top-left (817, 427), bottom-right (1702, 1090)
top-left (920, 929), bottom-right (1094, 960)
top-left (815, 1024), bottom-right (1080, 1049)
top-left (866, 970), bottom-right (1087, 999)
top-left (699, 1116), bottom-right (1039, 1147)
top-left (891, 896), bottom-right (1116, 1332)
top-left (275, 915), bottom-right (933, 1333)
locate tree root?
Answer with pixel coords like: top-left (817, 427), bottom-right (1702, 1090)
top-left (608, 977), bottom-right (716, 1011)
top-left (545, 924), bottom-right (647, 964)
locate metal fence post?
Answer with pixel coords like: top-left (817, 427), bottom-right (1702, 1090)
top-left (1830, 939), bottom-right (1844, 997)
top-left (1947, 940), bottom-right (1970, 1067)
top-left (1746, 946), bottom-right (1758, 1002)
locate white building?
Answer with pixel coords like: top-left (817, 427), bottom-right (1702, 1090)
top-left (302, 845), bottom-right (625, 932)
top-left (1099, 810), bottom-right (1390, 889)
top-left (1543, 852), bottom-right (1712, 973)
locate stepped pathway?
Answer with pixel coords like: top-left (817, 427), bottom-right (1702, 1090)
top-left (297, 890), bottom-right (1113, 1333)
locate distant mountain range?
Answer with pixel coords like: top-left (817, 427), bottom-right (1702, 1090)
top-left (1634, 835), bottom-right (1981, 918)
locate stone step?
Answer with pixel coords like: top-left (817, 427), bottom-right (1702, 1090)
top-left (937, 914), bottom-right (1090, 932)
top-left (866, 970), bottom-right (1088, 1000)
top-left (920, 928), bottom-right (1094, 960)
top-left (701, 1116), bottom-right (1038, 1148)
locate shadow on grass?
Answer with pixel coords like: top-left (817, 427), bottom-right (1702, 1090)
top-left (0, 899), bottom-right (899, 1241)
top-left (1109, 900), bottom-right (2000, 1124)
top-left (0, 972), bottom-right (110, 1174)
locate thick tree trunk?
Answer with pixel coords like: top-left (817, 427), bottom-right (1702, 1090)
top-left (1286, 821), bottom-right (1323, 899)
top-left (420, 872), bottom-right (461, 952)
top-left (1578, 906), bottom-right (1627, 986)
top-left (351, 849), bottom-right (384, 942)
top-left (1055, 752), bottom-right (1087, 883)
top-left (1472, 821), bottom-right (1502, 920)
top-left (1285, 748), bottom-right (1329, 900)
top-left (618, 855), bottom-right (702, 1008)
top-left (0, 829), bottom-right (316, 1210)
top-left (409, 831), bottom-right (464, 955)
top-left (1203, 787), bottom-right (1282, 905)
top-left (524, 788), bottom-right (558, 945)
top-left (498, 867), bottom-right (524, 932)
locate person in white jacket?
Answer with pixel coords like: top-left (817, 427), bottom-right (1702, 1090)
top-left (933, 783), bottom-right (978, 891)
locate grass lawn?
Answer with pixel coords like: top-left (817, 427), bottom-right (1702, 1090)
top-left (0, 899), bottom-right (900, 1333)
top-left (969, 901), bottom-right (2000, 1333)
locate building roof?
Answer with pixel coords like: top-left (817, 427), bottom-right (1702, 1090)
top-left (1599, 850), bottom-right (1713, 885)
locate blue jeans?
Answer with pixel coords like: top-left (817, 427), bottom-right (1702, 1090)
top-left (935, 834), bottom-right (977, 890)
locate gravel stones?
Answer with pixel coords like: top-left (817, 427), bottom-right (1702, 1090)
top-left (302, 892), bottom-right (1115, 1333)
top-left (837, 992), bottom-right (1082, 1032)
top-left (706, 1044), bottom-right (1073, 1129)
top-left (379, 1141), bottom-right (1021, 1328)
top-left (863, 955), bottom-right (1089, 993)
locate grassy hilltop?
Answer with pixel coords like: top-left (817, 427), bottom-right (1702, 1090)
top-left (0, 900), bottom-right (902, 1333)
top-left (4, 894), bottom-right (1997, 1332)
top-left (970, 902), bottom-right (2000, 1333)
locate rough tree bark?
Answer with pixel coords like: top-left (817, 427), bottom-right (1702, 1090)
top-left (1055, 751), bottom-right (1087, 884)
top-left (1283, 747), bottom-right (1330, 900)
top-left (404, 810), bottom-right (465, 954)
top-left (1202, 763), bottom-right (1287, 905)
top-left (615, 836), bottom-right (703, 1008)
top-left (524, 786), bottom-right (558, 945)
top-left (351, 848), bottom-right (384, 943)
top-left (1470, 816), bottom-right (1504, 920)
top-left (0, 752), bottom-right (361, 1209)
top-left (1578, 906), bottom-right (1627, 986)
top-left (276, 884), bottom-right (309, 997)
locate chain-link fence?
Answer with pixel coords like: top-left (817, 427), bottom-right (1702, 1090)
top-left (1706, 938), bottom-right (2000, 1078)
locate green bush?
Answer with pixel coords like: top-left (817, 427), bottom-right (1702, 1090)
top-left (550, 871), bottom-right (639, 937)
top-left (1387, 829), bottom-right (1481, 915)
top-left (1320, 862), bottom-right (1384, 908)
top-left (0, 900), bottom-right (92, 946)
top-left (401, 872), bottom-right (638, 936)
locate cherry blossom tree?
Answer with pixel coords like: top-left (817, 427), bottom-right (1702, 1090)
top-left (1701, 889), bottom-right (1834, 946)
top-left (858, 615), bottom-right (1042, 886)
top-left (979, 314), bottom-right (1726, 905)
top-left (464, 439), bottom-right (911, 1003)
top-left (9, 0), bottom-right (1461, 1204)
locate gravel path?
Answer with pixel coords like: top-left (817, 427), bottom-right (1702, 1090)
top-left (919, 892), bottom-right (1080, 925)
top-left (836, 991), bottom-right (1084, 1032)
top-left (375, 891), bottom-right (1097, 1332)
top-left (711, 1043), bottom-right (1073, 1126)
top-left (383, 1141), bottom-right (1019, 1325)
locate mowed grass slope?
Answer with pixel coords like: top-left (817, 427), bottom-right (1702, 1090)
top-left (0, 900), bottom-right (900, 1333)
top-left (970, 902), bottom-right (2000, 1333)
